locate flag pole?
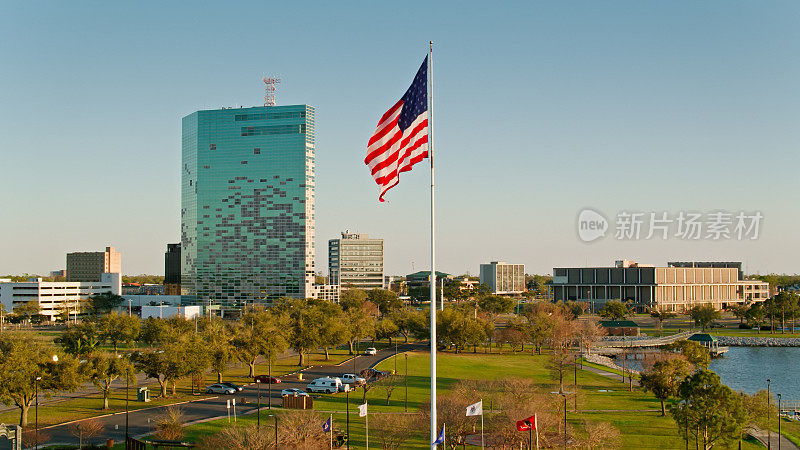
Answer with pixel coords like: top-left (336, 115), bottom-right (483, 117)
top-left (428, 40), bottom-right (438, 450)
top-left (330, 414), bottom-right (333, 450)
top-left (365, 401), bottom-right (369, 450)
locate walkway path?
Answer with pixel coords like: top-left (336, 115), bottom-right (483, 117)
top-left (750, 425), bottom-right (799, 450)
top-left (579, 362), bottom-right (640, 387)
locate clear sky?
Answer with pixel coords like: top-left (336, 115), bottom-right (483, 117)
top-left (2, 1), bottom-right (798, 277)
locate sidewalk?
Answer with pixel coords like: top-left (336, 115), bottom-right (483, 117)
top-left (750, 426), bottom-right (799, 450)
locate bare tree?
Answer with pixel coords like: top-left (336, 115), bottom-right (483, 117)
top-left (371, 412), bottom-right (424, 450)
top-left (69, 419), bottom-right (103, 449)
top-left (155, 405), bottom-right (186, 441)
top-left (278, 410), bottom-right (328, 449)
top-left (377, 375), bottom-right (400, 405)
top-left (580, 421), bottom-right (622, 449)
top-left (21, 429), bottom-right (49, 449)
top-left (198, 424), bottom-right (272, 450)
top-left (574, 317), bottom-right (606, 355)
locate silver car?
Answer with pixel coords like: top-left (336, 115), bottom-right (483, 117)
top-left (281, 388), bottom-right (309, 397)
top-left (205, 384), bottom-right (237, 395)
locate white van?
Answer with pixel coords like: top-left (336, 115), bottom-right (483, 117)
top-left (306, 377), bottom-right (350, 394)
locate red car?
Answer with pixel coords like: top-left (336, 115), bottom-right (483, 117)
top-left (254, 375), bottom-right (282, 384)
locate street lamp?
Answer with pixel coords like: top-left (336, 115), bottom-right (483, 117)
top-left (125, 372), bottom-right (130, 443)
top-left (35, 355), bottom-right (57, 450)
top-left (256, 380), bottom-right (261, 429)
top-left (268, 414), bottom-right (278, 449)
top-left (346, 388), bottom-right (351, 450)
top-left (268, 355), bottom-right (272, 411)
top-left (561, 393), bottom-right (567, 449)
top-left (778, 393), bottom-right (782, 450)
top-left (404, 353), bottom-right (408, 413)
top-left (767, 379), bottom-right (772, 450)
top-left (35, 376), bottom-right (41, 450)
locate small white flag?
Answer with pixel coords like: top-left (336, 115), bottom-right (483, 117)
top-left (466, 400), bottom-right (483, 416)
top-left (359, 403), bottom-right (368, 417)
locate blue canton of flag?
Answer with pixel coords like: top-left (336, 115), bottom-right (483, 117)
top-left (433, 424), bottom-right (445, 445)
top-left (322, 416), bottom-right (331, 432)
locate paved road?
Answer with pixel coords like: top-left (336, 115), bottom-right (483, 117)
top-left (41, 344), bottom-right (419, 446)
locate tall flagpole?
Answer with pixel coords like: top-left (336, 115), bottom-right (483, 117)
top-left (428, 40), bottom-right (438, 450)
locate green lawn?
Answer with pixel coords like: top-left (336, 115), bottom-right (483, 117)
top-left (177, 351), bottom-right (765, 449)
top-left (0, 347), bottom-right (356, 429)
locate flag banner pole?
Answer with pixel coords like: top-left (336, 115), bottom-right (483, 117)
top-left (330, 414), bottom-right (333, 450)
top-left (428, 40), bottom-right (438, 450)
top-left (365, 401), bottom-right (369, 450)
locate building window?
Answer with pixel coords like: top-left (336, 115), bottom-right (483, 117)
top-left (209, 144), bottom-right (216, 150)
top-left (241, 161), bottom-right (248, 164)
top-left (254, 148), bottom-right (261, 154)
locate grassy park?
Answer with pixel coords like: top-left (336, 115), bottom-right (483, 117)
top-left (175, 351), bottom-right (766, 449)
top-left (0, 347), bottom-right (355, 430)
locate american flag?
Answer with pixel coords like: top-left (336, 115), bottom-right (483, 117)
top-left (365, 56), bottom-right (429, 202)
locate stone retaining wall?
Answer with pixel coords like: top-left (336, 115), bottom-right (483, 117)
top-left (714, 336), bottom-right (800, 347)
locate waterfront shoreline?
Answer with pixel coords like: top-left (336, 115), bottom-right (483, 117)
top-left (713, 336), bottom-right (800, 347)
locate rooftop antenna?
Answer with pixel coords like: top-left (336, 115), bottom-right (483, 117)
top-left (262, 76), bottom-right (281, 106)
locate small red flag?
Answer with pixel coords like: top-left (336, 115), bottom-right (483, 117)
top-left (516, 414), bottom-right (537, 431)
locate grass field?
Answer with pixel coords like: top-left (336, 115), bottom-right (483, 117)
top-left (0, 347), bottom-right (356, 429)
top-left (175, 351), bottom-right (766, 449)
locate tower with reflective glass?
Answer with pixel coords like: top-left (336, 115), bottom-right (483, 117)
top-left (181, 105), bottom-right (315, 309)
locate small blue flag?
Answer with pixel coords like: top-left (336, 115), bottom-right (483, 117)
top-left (433, 424), bottom-right (445, 445)
top-left (322, 416), bottom-right (332, 432)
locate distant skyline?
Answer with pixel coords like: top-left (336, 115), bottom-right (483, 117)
top-left (2, 1), bottom-right (799, 276)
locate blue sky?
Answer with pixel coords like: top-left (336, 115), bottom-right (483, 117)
top-left (1, 1), bottom-right (798, 276)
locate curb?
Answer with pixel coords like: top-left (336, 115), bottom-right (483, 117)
top-left (40, 395), bottom-right (219, 430)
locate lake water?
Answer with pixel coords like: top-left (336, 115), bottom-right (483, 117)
top-left (709, 346), bottom-right (800, 398)
top-left (613, 346), bottom-right (800, 398)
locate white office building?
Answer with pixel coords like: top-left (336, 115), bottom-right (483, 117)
top-left (328, 231), bottom-right (385, 290)
top-left (480, 261), bottom-right (526, 295)
top-left (0, 273), bottom-right (122, 321)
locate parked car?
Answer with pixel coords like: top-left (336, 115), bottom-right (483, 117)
top-left (281, 388), bottom-right (309, 397)
top-left (254, 375), bottom-right (282, 384)
top-left (364, 347), bottom-right (377, 355)
top-left (341, 373), bottom-right (366, 386)
top-left (205, 384), bottom-right (237, 395)
top-left (221, 382), bottom-right (243, 392)
top-left (307, 377), bottom-right (350, 394)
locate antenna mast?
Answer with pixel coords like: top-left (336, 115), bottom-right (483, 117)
top-left (262, 76), bottom-right (281, 107)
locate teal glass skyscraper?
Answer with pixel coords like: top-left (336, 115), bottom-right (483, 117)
top-left (181, 105), bottom-right (315, 308)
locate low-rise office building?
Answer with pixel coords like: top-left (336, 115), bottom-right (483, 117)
top-left (66, 246), bottom-right (122, 282)
top-left (329, 231), bottom-right (385, 290)
top-left (552, 260), bottom-right (769, 312)
top-left (479, 261), bottom-right (526, 295)
top-left (405, 271), bottom-right (452, 288)
top-left (0, 273), bottom-right (122, 321)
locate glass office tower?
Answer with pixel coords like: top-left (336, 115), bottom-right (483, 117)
top-left (181, 105), bottom-right (315, 309)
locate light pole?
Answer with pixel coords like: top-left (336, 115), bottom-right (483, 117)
top-left (269, 414), bottom-right (278, 449)
top-left (768, 379), bottom-right (772, 450)
top-left (404, 353), bottom-right (408, 412)
top-left (125, 373), bottom-right (130, 443)
top-left (268, 357), bottom-right (272, 410)
top-left (562, 393), bottom-right (567, 449)
top-left (778, 393), bottom-right (782, 450)
top-left (256, 380), bottom-right (261, 429)
top-left (346, 388), bottom-right (351, 450)
top-left (573, 354), bottom-right (578, 410)
top-left (35, 376), bottom-right (41, 450)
